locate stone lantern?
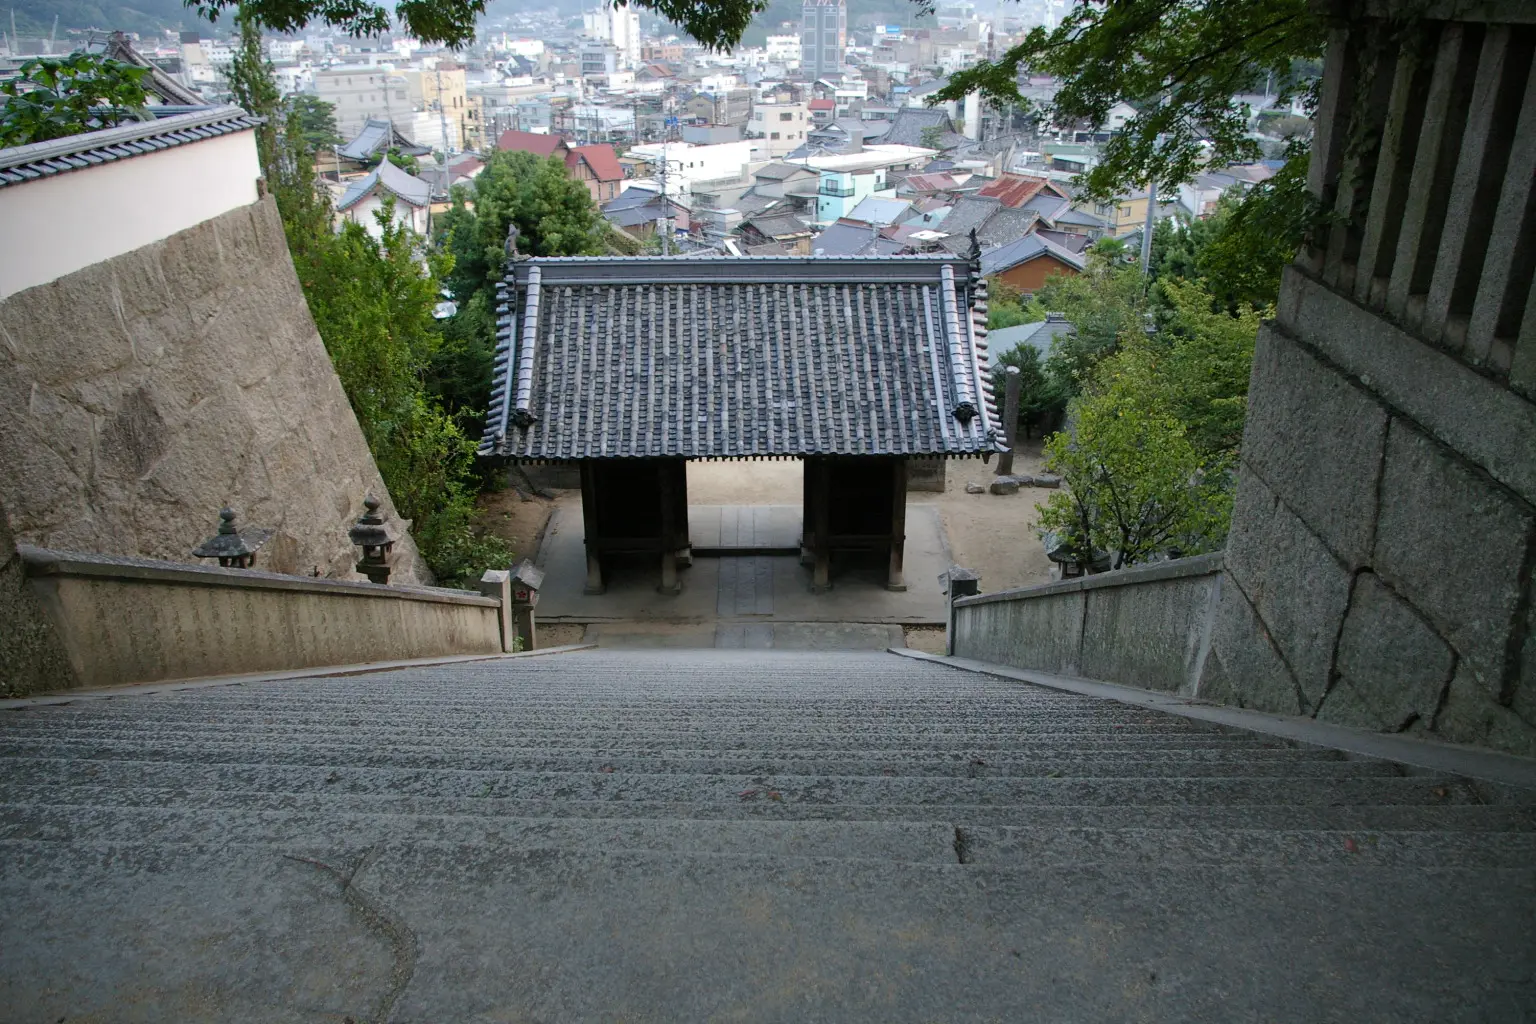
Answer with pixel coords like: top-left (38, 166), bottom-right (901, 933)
top-left (192, 508), bottom-right (271, 569)
top-left (349, 494), bottom-right (395, 585)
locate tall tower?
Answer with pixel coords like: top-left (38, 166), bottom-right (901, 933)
top-left (799, 0), bottom-right (846, 82)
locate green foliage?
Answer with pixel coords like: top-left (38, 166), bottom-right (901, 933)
top-left (229, 6), bottom-right (510, 586)
top-left (286, 93), bottom-right (341, 153)
top-left (1034, 273), bottom-right (1257, 568)
top-left (0, 53), bottom-right (151, 146)
top-left (1036, 356), bottom-right (1230, 570)
top-left (1032, 253), bottom-right (1148, 392)
top-left (188, 0), bottom-right (768, 50)
top-left (985, 277), bottom-right (1046, 330)
top-left (992, 343), bottom-right (1069, 441)
top-left (431, 150), bottom-right (604, 429)
top-left (935, 0), bottom-right (1325, 205)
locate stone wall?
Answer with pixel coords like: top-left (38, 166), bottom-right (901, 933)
top-left (951, 555), bottom-right (1224, 694)
top-left (1196, 271), bottom-right (1536, 757)
top-left (0, 196), bottom-right (428, 584)
top-left (12, 547), bottom-right (502, 693)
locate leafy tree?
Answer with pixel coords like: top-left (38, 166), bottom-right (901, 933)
top-left (992, 343), bottom-right (1069, 441)
top-left (1037, 366), bottom-right (1230, 571)
top-left (286, 93), bottom-right (341, 153)
top-left (934, 1), bottom-right (1324, 206)
top-left (226, 5), bottom-right (510, 585)
top-left (1030, 252), bottom-right (1149, 393)
top-left (985, 277), bottom-right (1046, 330)
top-left (0, 53), bottom-right (151, 146)
top-left (1149, 278), bottom-right (1264, 460)
top-left (188, 0), bottom-right (770, 50)
top-left (431, 150), bottom-right (605, 428)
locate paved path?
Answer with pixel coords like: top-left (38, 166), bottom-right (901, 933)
top-left (535, 504), bottom-right (951, 624)
top-left (2, 649), bottom-right (1533, 1021)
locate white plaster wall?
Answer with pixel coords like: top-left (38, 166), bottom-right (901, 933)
top-left (0, 131), bottom-right (260, 301)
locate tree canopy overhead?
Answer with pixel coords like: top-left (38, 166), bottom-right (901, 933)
top-left (187, 0), bottom-right (772, 49)
top-left (935, 0), bottom-right (1326, 203)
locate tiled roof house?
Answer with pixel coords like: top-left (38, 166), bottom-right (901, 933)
top-left (479, 254), bottom-right (1003, 593)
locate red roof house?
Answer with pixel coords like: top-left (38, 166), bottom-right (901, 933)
top-left (496, 131), bottom-right (570, 161)
top-left (565, 144), bottom-right (625, 204)
top-left (976, 173), bottom-right (1070, 208)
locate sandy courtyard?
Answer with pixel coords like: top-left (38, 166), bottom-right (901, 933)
top-left (482, 449), bottom-right (1056, 598)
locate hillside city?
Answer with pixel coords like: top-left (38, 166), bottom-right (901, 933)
top-left (1, 0), bottom-right (1306, 267)
top-left (2, 0), bottom-right (1533, 1016)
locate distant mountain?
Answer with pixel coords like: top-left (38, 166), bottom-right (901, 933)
top-left (5, 0), bottom-right (208, 40)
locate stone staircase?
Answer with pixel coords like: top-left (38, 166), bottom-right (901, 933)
top-left (2, 649), bottom-right (1533, 1022)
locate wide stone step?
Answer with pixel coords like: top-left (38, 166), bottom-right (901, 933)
top-left (4, 788), bottom-right (1530, 833)
top-left (0, 813), bottom-right (963, 863)
top-left (0, 759), bottom-right (1479, 806)
top-left (5, 806), bottom-right (1533, 868)
top-left (957, 825), bottom-right (1536, 867)
top-left (0, 741), bottom-right (1400, 778)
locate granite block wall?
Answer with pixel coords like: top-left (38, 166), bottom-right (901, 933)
top-left (0, 196), bottom-right (428, 591)
top-left (1201, 269), bottom-right (1536, 756)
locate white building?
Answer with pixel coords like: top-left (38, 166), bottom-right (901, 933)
top-left (765, 35), bottom-right (801, 61)
top-left (314, 66), bottom-right (413, 138)
top-left (747, 98), bottom-right (810, 161)
top-left (583, 4), bottom-right (641, 69)
top-left (627, 140), bottom-right (754, 193)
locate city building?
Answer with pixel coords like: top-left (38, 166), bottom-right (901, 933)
top-left (800, 0), bottom-right (847, 82)
top-left (746, 98), bottom-right (811, 161)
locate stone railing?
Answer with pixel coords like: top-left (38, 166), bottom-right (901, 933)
top-left (11, 547), bottom-right (515, 693)
top-left (1305, 0), bottom-right (1534, 394)
top-left (949, 554), bottom-right (1226, 694)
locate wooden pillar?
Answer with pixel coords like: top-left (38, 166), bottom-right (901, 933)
top-left (887, 458), bottom-right (908, 592)
top-left (811, 458), bottom-right (832, 592)
top-left (671, 459), bottom-right (692, 567)
top-left (579, 460), bottom-right (604, 595)
top-left (657, 459), bottom-right (681, 595)
top-left (800, 457), bottom-right (815, 566)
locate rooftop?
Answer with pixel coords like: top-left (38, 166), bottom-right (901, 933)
top-left (480, 255), bottom-right (1004, 461)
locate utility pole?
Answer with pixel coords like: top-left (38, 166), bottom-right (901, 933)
top-left (1139, 174), bottom-right (1156, 277)
top-left (434, 63), bottom-right (452, 155)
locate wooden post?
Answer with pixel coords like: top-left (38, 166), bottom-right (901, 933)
top-left (887, 458), bottom-right (907, 591)
top-left (671, 459), bottom-right (692, 568)
top-left (579, 460), bottom-right (604, 594)
top-left (799, 457), bottom-right (815, 566)
top-left (657, 459), bottom-right (681, 595)
top-left (811, 458), bottom-right (832, 592)
top-left (996, 365), bottom-right (1021, 477)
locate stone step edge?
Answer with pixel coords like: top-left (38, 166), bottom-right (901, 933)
top-left (0, 645), bottom-right (600, 711)
top-left (890, 649), bottom-right (1536, 792)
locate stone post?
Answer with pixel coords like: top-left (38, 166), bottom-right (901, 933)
top-left (940, 565), bottom-right (980, 657)
top-left (478, 569), bottom-right (513, 653)
top-left (996, 365), bottom-right (1021, 477)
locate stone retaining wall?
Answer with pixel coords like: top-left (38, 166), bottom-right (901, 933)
top-left (0, 195), bottom-right (428, 584)
top-left (951, 555), bottom-right (1225, 695)
top-left (6, 547), bottom-right (504, 695)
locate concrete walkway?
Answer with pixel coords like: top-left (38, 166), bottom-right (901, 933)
top-left (2, 648), bottom-right (1533, 1021)
top-left (534, 504), bottom-right (951, 624)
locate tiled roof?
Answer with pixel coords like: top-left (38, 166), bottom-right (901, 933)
top-left (975, 173), bottom-right (1064, 208)
top-left (337, 118), bottom-right (431, 160)
top-left (808, 98), bottom-right (835, 110)
top-left (497, 130), bottom-right (568, 157)
top-left (568, 143), bottom-right (623, 182)
top-left (338, 157), bottom-right (434, 211)
top-left (900, 172), bottom-right (960, 194)
top-left (742, 213), bottom-right (811, 239)
top-left (480, 256), bottom-right (1004, 461)
top-left (0, 105), bottom-right (261, 188)
top-left (845, 196), bottom-right (912, 226)
top-left (878, 108), bottom-right (956, 148)
top-left (979, 233), bottom-right (1086, 276)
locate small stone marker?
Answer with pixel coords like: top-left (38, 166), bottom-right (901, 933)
top-left (965, 481), bottom-right (985, 494)
top-left (989, 477), bottom-right (1020, 495)
top-left (1032, 474), bottom-right (1063, 489)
